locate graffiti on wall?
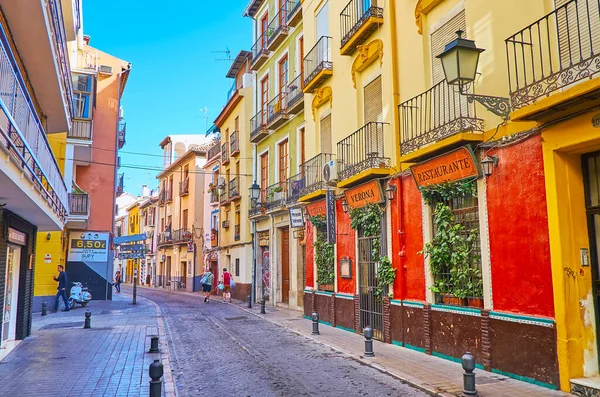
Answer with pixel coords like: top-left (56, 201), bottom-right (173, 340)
top-left (262, 249), bottom-right (270, 299)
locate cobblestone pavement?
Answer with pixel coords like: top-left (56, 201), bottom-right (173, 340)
top-left (135, 286), bottom-right (428, 397)
top-left (0, 291), bottom-right (172, 397)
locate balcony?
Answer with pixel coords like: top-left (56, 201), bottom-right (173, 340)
top-left (287, 74), bottom-right (304, 115)
top-left (287, 0), bottom-right (302, 27)
top-left (506, 0), bottom-right (600, 121)
top-left (210, 189), bottom-right (220, 204)
top-left (267, 5), bottom-right (290, 51)
top-left (230, 131), bottom-right (240, 156)
top-left (222, 219), bottom-right (230, 229)
top-left (234, 224), bottom-right (241, 241)
top-left (265, 182), bottom-right (287, 212)
top-left (68, 118), bottom-right (93, 166)
top-left (221, 142), bottom-right (230, 165)
top-left (229, 178), bottom-right (241, 201)
top-left (74, 49), bottom-right (98, 71)
top-left (399, 79), bottom-right (484, 158)
top-left (179, 178), bottom-right (189, 196)
top-left (340, 0), bottom-right (384, 55)
top-left (286, 172), bottom-right (305, 205)
top-left (207, 141), bottom-right (221, 162)
top-left (250, 111), bottom-right (269, 143)
top-left (0, 36), bottom-right (68, 228)
top-left (267, 93), bottom-right (290, 129)
top-left (116, 174), bottom-right (124, 197)
top-left (299, 153), bottom-right (334, 201)
top-left (66, 193), bottom-right (90, 229)
top-left (118, 122), bottom-right (126, 149)
top-left (159, 189), bottom-right (173, 206)
top-left (249, 196), bottom-right (266, 218)
top-left (69, 119), bottom-right (93, 140)
top-left (304, 36), bottom-right (333, 93)
top-left (158, 231), bottom-right (173, 246)
top-left (220, 187), bottom-right (228, 204)
top-left (172, 228), bottom-right (191, 244)
top-left (251, 34), bottom-right (270, 71)
top-left (337, 122), bottom-right (391, 187)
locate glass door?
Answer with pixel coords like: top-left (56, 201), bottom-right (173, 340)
top-left (2, 245), bottom-right (21, 342)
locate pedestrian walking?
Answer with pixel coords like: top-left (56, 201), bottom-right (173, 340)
top-left (53, 265), bottom-right (69, 312)
top-left (114, 271), bottom-right (122, 293)
top-left (221, 268), bottom-right (232, 303)
top-left (201, 268), bottom-right (214, 303)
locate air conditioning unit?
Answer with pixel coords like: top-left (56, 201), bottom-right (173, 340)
top-left (323, 159), bottom-right (339, 186)
top-left (99, 65), bottom-right (113, 76)
top-left (217, 176), bottom-right (225, 187)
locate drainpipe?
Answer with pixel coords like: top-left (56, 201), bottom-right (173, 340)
top-left (396, 176), bottom-right (408, 345)
top-left (389, 0), bottom-right (402, 171)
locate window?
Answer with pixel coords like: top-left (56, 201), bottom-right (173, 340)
top-left (261, 13), bottom-right (269, 47)
top-left (431, 10), bottom-right (466, 84)
top-left (279, 0), bottom-right (287, 23)
top-left (169, 176), bottom-right (173, 194)
top-left (320, 115), bottom-right (332, 153)
top-left (161, 217), bottom-right (164, 232)
top-left (278, 139), bottom-right (288, 183)
top-left (279, 55), bottom-right (289, 95)
top-left (212, 213), bottom-right (218, 230)
top-left (260, 152), bottom-right (269, 200)
top-left (235, 116), bottom-right (239, 132)
top-left (298, 36), bottom-right (304, 79)
top-left (235, 258), bottom-right (240, 277)
top-left (316, 1), bottom-right (329, 38)
top-left (182, 209), bottom-right (188, 230)
top-left (183, 165), bottom-right (189, 181)
top-left (261, 76), bottom-right (269, 121)
top-left (364, 76), bottom-right (383, 123)
top-left (72, 73), bottom-right (93, 118)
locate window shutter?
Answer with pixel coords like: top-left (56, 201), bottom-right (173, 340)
top-left (364, 76), bottom-right (383, 123)
top-left (430, 10), bottom-right (466, 84)
top-left (320, 114), bottom-right (332, 153)
top-left (555, 0), bottom-right (600, 69)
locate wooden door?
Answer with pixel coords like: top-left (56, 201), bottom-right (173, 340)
top-left (261, 76), bottom-right (269, 123)
top-left (281, 228), bottom-right (290, 303)
top-left (260, 152), bottom-right (269, 202)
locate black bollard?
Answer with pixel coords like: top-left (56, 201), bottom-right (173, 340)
top-left (311, 312), bottom-right (320, 335)
top-left (247, 295), bottom-right (252, 309)
top-left (133, 275), bottom-right (137, 305)
top-left (260, 299), bottom-right (266, 314)
top-left (149, 359), bottom-right (163, 397)
top-left (149, 335), bottom-right (160, 353)
top-left (363, 327), bottom-right (374, 357)
top-left (461, 352), bottom-right (478, 396)
top-left (41, 301), bottom-right (47, 316)
top-left (84, 310), bottom-right (91, 329)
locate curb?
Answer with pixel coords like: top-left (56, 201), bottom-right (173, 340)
top-left (231, 302), bottom-right (448, 397)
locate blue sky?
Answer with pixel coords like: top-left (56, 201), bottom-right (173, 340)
top-left (82, 0), bottom-right (252, 195)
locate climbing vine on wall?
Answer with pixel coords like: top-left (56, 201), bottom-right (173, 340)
top-left (311, 215), bottom-right (335, 287)
top-left (419, 179), bottom-right (477, 205)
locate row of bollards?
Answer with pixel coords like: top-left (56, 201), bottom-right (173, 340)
top-left (309, 311), bottom-right (478, 397)
top-left (84, 310), bottom-right (91, 329)
top-left (148, 335), bottom-right (163, 397)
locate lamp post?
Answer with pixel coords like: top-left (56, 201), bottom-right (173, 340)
top-left (480, 155), bottom-right (498, 177)
top-left (437, 30), bottom-right (511, 119)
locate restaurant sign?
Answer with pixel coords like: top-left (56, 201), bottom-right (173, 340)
top-left (344, 180), bottom-right (384, 209)
top-left (410, 146), bottom-right (481, 188)
top-left (306, 200), bottom-right (326, 217)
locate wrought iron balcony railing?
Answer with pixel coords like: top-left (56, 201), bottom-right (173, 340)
top-left (220, 186), bottom-right (228, 203)
top-left (337, 122), bottom-right (390, 181)
top-left (267, 3), bottom-right (290, 50)
top-left (69, 119), bottom-right (93, 140)
top-left (249, 198), bottom-right (265, 217)
top-left (221, 142), bottom-right (230, 164)
top-left (179, 178), bottom-right (189, 196)
top-left (340, 0), bottom-right (384, 53)
top-left (287, 0), bottom-right (303, 26)
top-left (267, 93), bottom-right (289, 125)
top-left (265, 182), bottom-right (287, 211)
top-left (0, 35), bottom-right (68, 221)
top-left (250, 111), bottom-right (268, 142)
top-left (160, 188), bottom-right (173, 204)
top-left (300, 153), bottom-right (334, 197)
top-left (207, 141), bottom-right (221, 161)
top-left (234, 224), bottom-right (241, 241)
top-left (286, 172), bottom-right (305, 204)
top-left (118, 122), bottom-right (126, 149)
top-left (229, 178), bottom-right (240, 200)
top-left (251, 34), bottom-right (270, 70)
top-left (68, 193), bottom-right (89, 216)
top-left (399, 79), bottom-right (484, 155)
top-left (222, 219), bottom-right (230, 228)
top-left (506, 0), bottom-right (600, 110)
top-left (304, 36), bottom-right (333, 92)
top-left (287, 74), bottom-right (304, 114)
top-left (172, 228), bottom-right (191, 244)
top-left (158, 230), bottom-right (173, 246)
top-left (230, 131), bottom-right (239, 155)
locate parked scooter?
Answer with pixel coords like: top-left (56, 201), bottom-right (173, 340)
top-left (68, 282), bottom-right (92, 309)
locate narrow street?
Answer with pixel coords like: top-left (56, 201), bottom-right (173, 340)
top-left (135, 286), bottom-right (427, 397)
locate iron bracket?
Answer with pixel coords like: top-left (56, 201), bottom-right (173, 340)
top-left (465, 94), bottom-right (512, 120)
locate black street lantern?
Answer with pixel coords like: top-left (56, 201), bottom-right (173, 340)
top-left (385, 182), bottom-right (397, 201)
top-left (437, 30), bottom-right (484, 89)
top-left (481, 155), bottom-right (498, 177)
top-left (249, 181), bottom-right (261, 201)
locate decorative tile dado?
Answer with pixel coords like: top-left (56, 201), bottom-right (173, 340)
top-left (390, 300), bottom-right (425, 309)
top-left (431, 304), bottom-right (482, 317)
top-left (571, 382), bottom-right (600, 397)
top-left (490, 311), bottom-right (555, 328)
top-left (351, 39), bottom-right (383, 88)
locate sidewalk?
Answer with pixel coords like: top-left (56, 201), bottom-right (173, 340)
top-left (0, 291), bottom-right (176, 397)
top-left (232, 300), bottom-right (571, 397)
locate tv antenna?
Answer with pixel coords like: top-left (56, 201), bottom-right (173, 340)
top-left (198, 107), bottom-right (209, 132)
top-left (212, 47), bottom-right (233, 64)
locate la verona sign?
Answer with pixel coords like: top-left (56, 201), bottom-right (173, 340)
top-left (410, 146), bottom-right (481, 188)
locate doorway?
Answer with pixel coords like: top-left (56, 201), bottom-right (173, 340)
top-left (2, 245), bottom-right (21, 342)
top-left (210, 260), bottom-right (219, 292)
top-left (281, 228), bottom-right (290, 303)
top-left (181, 262), bottom-right (187, 289)
top-left (358, 227), bottom-right (384, 341)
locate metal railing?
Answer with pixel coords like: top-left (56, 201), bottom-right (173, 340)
top-left (76, 49), bottom-right (98, 70)
top-left (340, 0), bottom-right (384, 49)
top-left (267, 3), bottom-right (290, 46)
top-left (0, 31), bottom-right (68, 221)
top-left (287, 0), bottom-right (302, 22)
top-left (179, 178), bottom-right (189, 196)
top-left (116, 173), bottom-right (124, 197)
top-left (47, 0), bottom-right (74, 119)
top-left (234, 224), bottom-right (241, 241)
top-left (287, 74), bottom-right (304, 110)
top-left (172, 228), bottom-right (191, 244)
top-left (68, 193), bottom-right (89, 216)
top-left (230, 131), bottom-right (239, 154)
top-left (220, 186), bottom-right (228, 203)
top-left (249, 198), bottom-right (265, 217)
top-left (229, 178), bottom-right (239, 199)
top-left (118, 122), bottom-right (126, 149)
top-left (158, 231), bottom-right (172, 246)
top-left (399, 79), bottom-right (484, 155)
top-left (162, 188), bottom-right (173, 203)
top-left (251, 34), bottom-right (269, 64)
top-left (304, 36), bottom-right (333, 88)
top-left (250, 111), bottom-right (267, 140)
top-left (207, 142), bottom-right (221, 161)
top-left (337, 122), bottom-right (389, 181)
top-left (267, 92), bottom-right (288, 124)
top-left (265, 181), bottom-right (287, 210)
top-left (69, 119), bottom-right (93, 140)
top-left (221, 142), bottom-right (230, 163)
top-left (301, 153), bottom-right (334, 197)
top-left (506, 0), bottom-right (600, 109)
top-left (287, 172), bottom-right (305, 204)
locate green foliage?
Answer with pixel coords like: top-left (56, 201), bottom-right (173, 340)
top-left (420, 179), bottom-right (477, 205)
top-left (311, 215), bottom-right (334, 286)
top-left (375, 256), bottom-right (396, 299)
top-left (420, 203), bottom-right (481, 299)
top-left (310, 215), bottom-right (327, 232)
top-left (349, 203), bottom-right (383, 236)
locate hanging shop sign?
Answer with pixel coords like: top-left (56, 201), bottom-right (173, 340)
top-left (258, 231), bottom-right (270, 247)
top-left (289, 207), bottom-right (305, 228)
top-left (8, 228), bottom-right (26, 245)
top-left (410, 146), bottom-right (481, 188)
top-left (344, 180), bottom-right (384, 209)
top-left (119, 244), bottom-right (145, 253)
top-left (306, 200), bottom-right (326, 217)
top-left (326, 190), bottom-right (336, 244)
top-left (68, 232), bottom-right (109, 262)
top-left (119, 252), bottom-right (145, 260)
top-left (187, 241), bottom-right (194, 253)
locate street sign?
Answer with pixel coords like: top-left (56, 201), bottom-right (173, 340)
top-left (289, 207), bottom-right (305, 228)
top-left (326, 190), bottom-right (336, 244)
top-left (114, 234), bottom-right (147, 245)
top-left (118, 252), bottom-right (145, 260)
top-left (119, 244), bottom-right (145, 252)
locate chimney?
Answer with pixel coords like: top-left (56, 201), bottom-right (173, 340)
top-left (141, 185), bottom-right (150, 197)
top-left (83, 35), bottom-right (90, 45)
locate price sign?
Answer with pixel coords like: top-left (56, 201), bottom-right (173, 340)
top-left (68, 232), bottom-right (109, 262)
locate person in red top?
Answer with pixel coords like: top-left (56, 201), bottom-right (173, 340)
top-left (221, 268), bottom-right (232, 303)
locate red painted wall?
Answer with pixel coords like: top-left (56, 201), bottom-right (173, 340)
top-left (336, 199), bottom-right (356, 294)
top-left (486, 135), bottom-right (554, 318)
top-left (305, 221), bottom-right (314, 288)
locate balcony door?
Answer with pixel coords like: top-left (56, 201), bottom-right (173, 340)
top-left (261, 13), bottom-right (269, 48)
top-left (260, 152), bottom-right (269, 202)
top-left (279, 55), bottom-right (289, 107)
top-left (316, 2), bottom-right (330, 62)
top-left (278, 139), bottom-right (289, 188)
top-left (261, 76), bottom-right (269, 124)
top-left (320, 114), bottom-right (332, 154)
top-left (364, 76), bottom-right (383, 155)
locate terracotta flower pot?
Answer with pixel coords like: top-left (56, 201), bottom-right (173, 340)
top-left (468, 297), bottom-right (484, 308)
